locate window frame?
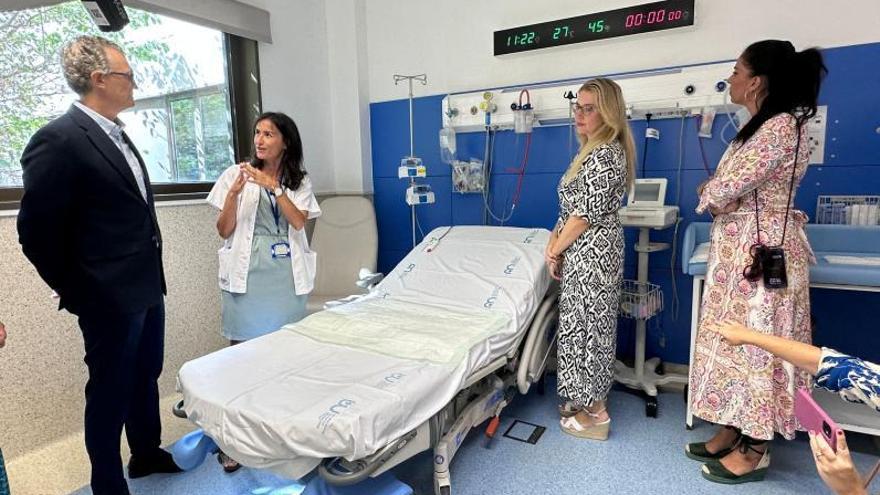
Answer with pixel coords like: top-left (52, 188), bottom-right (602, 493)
top-left (0, 31), bottom-right (262, 210)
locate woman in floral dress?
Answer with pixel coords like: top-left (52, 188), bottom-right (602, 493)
top-left (685, 40), bottom-right (828, 484)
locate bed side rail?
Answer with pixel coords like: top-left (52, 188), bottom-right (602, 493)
top-left (516, 288), bottom-right (559, 394)
top-left (319, 429), bottom-right (418, 486)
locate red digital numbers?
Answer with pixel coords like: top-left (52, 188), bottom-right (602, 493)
top-left (626, 9), bottom-right (681, 28)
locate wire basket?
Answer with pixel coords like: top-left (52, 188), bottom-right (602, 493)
top-left (815, 195), bottom-right (880, 225)
top-left (619, 280), bottom-right (663, 320)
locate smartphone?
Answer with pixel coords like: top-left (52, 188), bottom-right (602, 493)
top-left (795, 388), bottom-right (841, 452)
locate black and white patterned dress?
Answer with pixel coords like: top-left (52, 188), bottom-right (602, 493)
top-left (556, 140), bottom-right (627, 407)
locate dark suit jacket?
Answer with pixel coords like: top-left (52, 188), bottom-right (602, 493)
top-left (17, 105), bottom-right (166, 315)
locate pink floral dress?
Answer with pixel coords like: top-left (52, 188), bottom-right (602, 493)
top-left (689, 113), bottom-right (814, 440)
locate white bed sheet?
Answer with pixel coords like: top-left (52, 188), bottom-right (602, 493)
top-left (177, 226), bottom-right (551, 478)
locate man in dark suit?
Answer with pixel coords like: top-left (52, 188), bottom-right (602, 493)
top-left (17, 35), bottom-right (181, 495)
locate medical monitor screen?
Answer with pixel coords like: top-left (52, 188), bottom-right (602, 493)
top-left (633, 183), bottom-right (663, 203)
top-left (494, 0), bottom-right (695, 56)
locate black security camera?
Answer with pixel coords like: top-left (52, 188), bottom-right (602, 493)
top-left (80, 0), bottom-right (129, 32)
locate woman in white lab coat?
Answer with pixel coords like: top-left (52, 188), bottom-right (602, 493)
top-left (206, 112), bottom-right (321, 471)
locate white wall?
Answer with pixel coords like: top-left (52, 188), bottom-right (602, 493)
top-left (365, 0), bottom-right (880, 103)
top-left (326, 0), bottom-right (373, 194)
top-left (238, 0), bottom-right (374, 195)
top-left (238, 0), bottom-right (337, 194)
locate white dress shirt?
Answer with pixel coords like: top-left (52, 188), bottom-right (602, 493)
top-left (74, 101), bottom-right (148, 201)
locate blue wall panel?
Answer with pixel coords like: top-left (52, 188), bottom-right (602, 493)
top-left (369, 42), bottom-right (880, 365)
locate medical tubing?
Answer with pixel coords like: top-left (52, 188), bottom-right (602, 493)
top-left (675, 114), bottom-right (686, 205)
top-left (510, 89), bottom-right (532, 208)
top-left (670, 113), bottom-right (686, 321)
top-left (482, 125), bottom-right (491, 223)
top-left (483, 129), bottom-right (529, 225)
top-left (721, 109), bottom-right (738, 145)
top-left (670, 217), bottom-right (682, 321)
top-left (696, 118), bottom-right (714, 176)
top-left (511, 132), bottom-right (531, 207)
top-left (518, 88), bottom-right (531, 108)
top-left (482, 127), bottom-right (500, 224)
top-left (483, 89), bottom-right (535, 225)
top-left (413, 205), bottom-right (426, 239)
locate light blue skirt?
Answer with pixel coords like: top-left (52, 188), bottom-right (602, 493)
top-left (0, 448), bottom-right (9, 495)
top-left (221, 233), bottom-right (308, 341)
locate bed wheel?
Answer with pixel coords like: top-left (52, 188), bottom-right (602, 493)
top-left (645, 399), bottom-right (658, 418)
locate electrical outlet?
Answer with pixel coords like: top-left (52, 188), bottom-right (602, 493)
top-left (808, 105), bottom-right (827, 164)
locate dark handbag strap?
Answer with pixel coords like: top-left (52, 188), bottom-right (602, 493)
top-left (754, 123), bottom-right (803, 247)
top-left (865, 459), bottom-right (880, 488)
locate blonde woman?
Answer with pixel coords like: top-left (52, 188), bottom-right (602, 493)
top-left (545, 78), bottom-right (635, 440)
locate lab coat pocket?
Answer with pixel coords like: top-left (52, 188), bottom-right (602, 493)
top-left (303, 250), bottom-right (317, 286)
top-left (217, 246), bottom-right (233, 290)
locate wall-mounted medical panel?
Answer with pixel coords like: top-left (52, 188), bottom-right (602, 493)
top-left (442, 62), bottom-right (736, 132)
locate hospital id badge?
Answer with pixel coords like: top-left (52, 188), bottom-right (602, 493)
top-left (270, 242), bottom-right (291, 258)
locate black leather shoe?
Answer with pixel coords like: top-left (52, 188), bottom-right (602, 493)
top-left (128, 449), bottom-right (183, 479)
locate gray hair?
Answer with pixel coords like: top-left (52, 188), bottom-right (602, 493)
top-left (61, 35), bottom-right (124, 96)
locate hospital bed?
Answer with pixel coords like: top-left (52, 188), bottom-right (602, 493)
top-left (175, 226), bottom-right (559, 495)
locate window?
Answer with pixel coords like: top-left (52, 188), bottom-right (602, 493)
top-left (0, 1), bottom-right (260, 205)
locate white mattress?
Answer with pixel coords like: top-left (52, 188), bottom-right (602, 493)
top-left (177, 226), bottom-right (551, 478)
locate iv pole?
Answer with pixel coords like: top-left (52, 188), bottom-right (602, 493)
top-left (393, 73), bottom-right (427, 248)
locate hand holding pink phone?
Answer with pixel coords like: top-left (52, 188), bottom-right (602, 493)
top-left (795, 388), bottom-right (841, 452)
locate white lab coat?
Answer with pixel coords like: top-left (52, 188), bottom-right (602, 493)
top-left (207, 164), bottom-right (322, 295)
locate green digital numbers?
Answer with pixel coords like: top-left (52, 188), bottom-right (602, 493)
top-left (507, 31), bottom-right (537, 46)
top-left (588, 20), bottom-right (605, 33)
top-left (552, 25), bottom-right (571, 40)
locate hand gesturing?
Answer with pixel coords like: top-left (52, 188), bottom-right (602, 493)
top-left (240, 162), bottom-right (279, 190)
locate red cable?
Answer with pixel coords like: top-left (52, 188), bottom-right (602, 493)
top-left (511, 132), bottom-right (531, 207)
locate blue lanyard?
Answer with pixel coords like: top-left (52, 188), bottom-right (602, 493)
top-left (265, 189), bottom-right (281, 233)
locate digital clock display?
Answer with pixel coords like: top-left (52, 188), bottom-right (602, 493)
top-left (494, 0), bottom-right (695, 56)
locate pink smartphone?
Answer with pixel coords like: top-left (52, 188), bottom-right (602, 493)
top-left (795, 388), bottom-right (841, 452)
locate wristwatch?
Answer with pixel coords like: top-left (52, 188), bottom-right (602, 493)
top-left (273, 185), bottom-right (284, 197)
